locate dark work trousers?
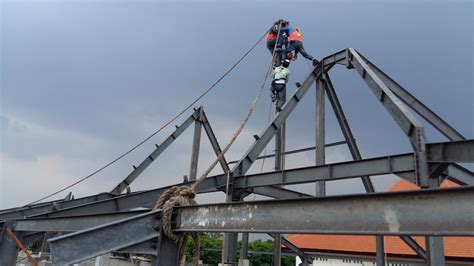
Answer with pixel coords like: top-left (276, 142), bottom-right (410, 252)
top-left (267, 39), bottom-right (283, 66)
top-left (271, 80), bottom-right (287, 111)
top-left (267, 39), bottom-right (277, 54)
top-left (282, 40), bottom-right (313, 61)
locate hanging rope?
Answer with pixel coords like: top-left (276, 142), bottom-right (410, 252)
top-left (154, 22), bottom-right (284, 266)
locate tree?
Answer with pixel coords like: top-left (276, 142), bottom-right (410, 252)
top-left (186, 233), bottom-right (222, 264)
top-left (185, 234), bottom-right (295, 266)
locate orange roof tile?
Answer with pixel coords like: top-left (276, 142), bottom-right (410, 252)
top-left (288, 179), bottom-right (474, 259)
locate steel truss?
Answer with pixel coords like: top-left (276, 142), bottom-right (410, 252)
top-left (1, 48), bottom-right (473, 266)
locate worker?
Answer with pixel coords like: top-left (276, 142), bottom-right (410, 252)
top-left (266, 20), bottom-right (289, 54)
top-left (266, 25), bottom-right (279, 54)
top-left (267, 20), bottom-right (290, 67)
top-left (271, 59), bottom-right (291, 112)
top-left (281, 24), bottom-right (319, 66)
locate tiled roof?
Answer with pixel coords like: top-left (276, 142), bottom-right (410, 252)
top-left (287, 179), bottom-right (474, 258)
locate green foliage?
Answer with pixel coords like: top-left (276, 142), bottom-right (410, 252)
top-left (186, 233), bottom-right (223, 265)
top-left (184, 234), bottom-right (295, 266)
top-left (28, 236), bottom-right (44, 253)
top-left (248, 240), bottom-right (273, 266)
top-left (247, 239), bottom-right (295, 266)
top-left (281, 254), bottom-right (296, 266)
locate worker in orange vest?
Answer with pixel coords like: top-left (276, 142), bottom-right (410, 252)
top-left (266, 20), bottom-right (288, 55)
top-left (281, 24), bottom-right (319, 66)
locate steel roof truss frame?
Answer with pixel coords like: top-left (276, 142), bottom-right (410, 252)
top-left (45, 187), bottom-right (474, 264)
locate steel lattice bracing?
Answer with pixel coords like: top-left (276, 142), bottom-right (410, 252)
top-left (1, 48), bottom-right (473, 266)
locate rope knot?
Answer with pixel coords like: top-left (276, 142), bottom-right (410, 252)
top-left (179, 187), bottom-right (196, 199)
top-left (154, 185), bottom-right (200, 266)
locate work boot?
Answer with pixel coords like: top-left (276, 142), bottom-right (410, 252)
top-left (312, 58), bottom-right (320, 66)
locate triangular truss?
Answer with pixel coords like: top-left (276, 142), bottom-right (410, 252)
top-left (1, 48), bottom-right (472, 266)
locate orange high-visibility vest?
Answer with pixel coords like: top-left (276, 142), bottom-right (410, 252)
top-left (288, 28), bottom-right (303, 42)
top-left (267, 32), bottom-right (277, 41)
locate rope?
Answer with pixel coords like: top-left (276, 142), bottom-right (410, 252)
top-left (154, 22), bottom-right (283, 266)
top-left (25, 28), bottom-right (270, 206)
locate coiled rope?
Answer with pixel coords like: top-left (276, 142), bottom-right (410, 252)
top-left (154, 22), bottom-right (284, 265)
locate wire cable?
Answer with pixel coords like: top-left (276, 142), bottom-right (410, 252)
top-left (25, 28), bottom-right (271, 206)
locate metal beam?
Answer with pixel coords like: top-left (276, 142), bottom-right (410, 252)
top-left (445, 164), bottom-right (474, 185)
top-left (276, 235), bottom-right (313, 264)
top-left (110, 107), bottom-right (200, 195)
top-left (315, 77), bottom-right (326, 196)
top-left (201, 109), bottom-right (231, 174)
top-left (15, 210), bottom-right (148, 232)
top-left (222, 53), bottom-right (339, 264)
top-left (189, 110), bottom-right (203, 181)
top-left (322, 71), bottom-right (428, 260)
top-left (48, 209), bottom-right (161, 264)
top-left (426, 236), bottom-right (446, 265)
top-left (348, 48), bottom-right (430, 187)
top-left (116, 239), bottom-right (157, 255)
top-left (250, 186), bottom-right (312, 199)
top-left (29, 153), bottom-right (416, 219)
top-left (154, 222), bottom-right (180, 266)
top-left (427, 140), bottom-right (474, 163)
top-left (376, 236), bottom-right (385, 266)
top-left (177, 187), bottom-right (474, 235)
top-left (0, 192), bottom-right (115, 221)
top-left (230, 49), bottom-right (347, 178)
top-left (360, 54), bottom-right (465, 141)
top-left (399, 235), bottom-right (427, 261)
top-left (232, 153), bottom-right (415, 189)
top-left (48, 187), bottom-right (473, 265)
top-left (0, 221), bottom-right (21, 266)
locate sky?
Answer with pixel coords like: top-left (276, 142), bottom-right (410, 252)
top-left (1, 0), bottom-right (473, 210)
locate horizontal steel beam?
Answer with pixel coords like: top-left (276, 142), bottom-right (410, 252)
top-left (232, 153), bottom-right (415, 189)
top-left (0, 192), bottom-right (115, 221)
top-left (177, 187), bottom-right (474, 235)
top-left (48, 210), bottom-right (161, 264)
top-left (48, 187), bottom-right (474, 264)
top-left (14, 210), bottom-right (148, 232)
top-left (48, 187), bottom-right (473, 264)
top-left (427, 140), bottom-right (474, 163)
top-left (19, 145), bottom-right (457, 220)
top-left (29, 153), bottom-right (417, 218)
